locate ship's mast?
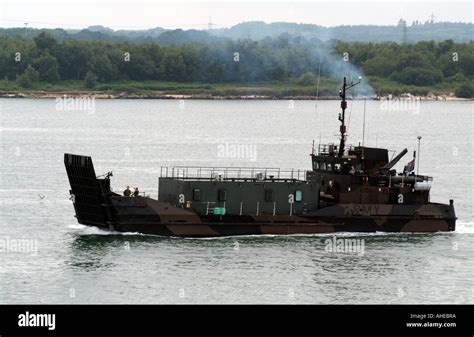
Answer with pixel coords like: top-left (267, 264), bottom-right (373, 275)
top-left (337, 76), bottom-right (361, 157)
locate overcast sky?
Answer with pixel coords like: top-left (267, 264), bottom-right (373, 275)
top-left (1, 0), bottom-right (472, 30)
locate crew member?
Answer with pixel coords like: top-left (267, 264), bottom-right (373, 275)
top-left (123, 186), bottom-right (131, 197)
top-left (133, 187), bottom-right (139, 197)
top-left (349, 165), bottom-right (355, 175)
top-left (326, 180), bottom-right (340, 201)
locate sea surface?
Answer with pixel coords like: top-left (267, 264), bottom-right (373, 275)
top-left (0, 98), bottom-right (473, 304)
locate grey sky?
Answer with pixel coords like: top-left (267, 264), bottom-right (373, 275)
top-left (1, 0), bottom-right (472, 30)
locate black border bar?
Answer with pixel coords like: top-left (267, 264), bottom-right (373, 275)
top-left (0, 305), bottom-right (472, 335)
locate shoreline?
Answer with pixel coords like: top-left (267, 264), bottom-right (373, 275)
top-left (0, 91), bottom-right (470, 101)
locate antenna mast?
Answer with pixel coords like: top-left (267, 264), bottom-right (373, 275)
top-left (337, 76), bottom-right (361, 157)
top-left (315, 58), bottom-right (321, 109)
top-left (362, 97), bottom-right (367, 147)
top-left (417, 136), bottom-right (422, 176)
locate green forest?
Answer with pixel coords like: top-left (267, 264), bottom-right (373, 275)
top-left (0, 32), bottom-right (473, 97)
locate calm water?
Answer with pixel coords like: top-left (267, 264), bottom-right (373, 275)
top-left (0, 98), bottom-right (473, 304)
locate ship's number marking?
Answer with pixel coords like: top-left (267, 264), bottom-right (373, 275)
top-left (344, 204), bottom-right (380, 216)
top-left (178, 194), bottom-right (185, 204)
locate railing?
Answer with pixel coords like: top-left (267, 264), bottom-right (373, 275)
top-left (159, 166), bottom-right (307, 181)
top-left (317, 143), bottom-right (359, 157)
top-left (318, 143), bottom-right (337, 156)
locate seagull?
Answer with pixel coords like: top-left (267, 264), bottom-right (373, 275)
top-left (38, 194), bottom-right (46, 200)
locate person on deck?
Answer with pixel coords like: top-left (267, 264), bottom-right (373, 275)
top-left (349, 165), bottom-right (356, 175)
top-left (123, 186), bottom-right (131, 197)
top-left (133, 187), bottom-right (139, 197)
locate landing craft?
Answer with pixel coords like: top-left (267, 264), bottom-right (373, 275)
top-left (64, 77), bottom-right (456, 237)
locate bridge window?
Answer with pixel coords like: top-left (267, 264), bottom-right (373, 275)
top-left (218, 189), bottom-right (227, 201)
top-left (321, 162), bottom-right (327, 170)
top-left (193, 188), bottom-right (201, 201)
top-left (265, 189), bottom-right (274, 202)
top-left (327, 163), bottom-right (332, 171)
top-left (295, 190), bottom-right (303, 202)
top-left (313, 161), bottom-right (319, 170)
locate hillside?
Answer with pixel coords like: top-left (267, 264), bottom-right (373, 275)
top-left (0, 21), bottom-right (472, 43)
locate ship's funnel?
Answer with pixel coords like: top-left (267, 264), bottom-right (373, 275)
top-left (382, 148), bottom-right (408, 170)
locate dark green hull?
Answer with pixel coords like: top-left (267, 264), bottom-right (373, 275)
top-left (64, 153), bottom-right (456, 237)
top-left (80, 195), bottom-right (456, 237)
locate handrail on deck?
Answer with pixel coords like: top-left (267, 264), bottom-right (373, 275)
top-left (159, 165), bottom-right (307, 181)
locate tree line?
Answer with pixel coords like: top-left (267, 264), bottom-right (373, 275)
top-left (0, 32), bottom-right (472, 96)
